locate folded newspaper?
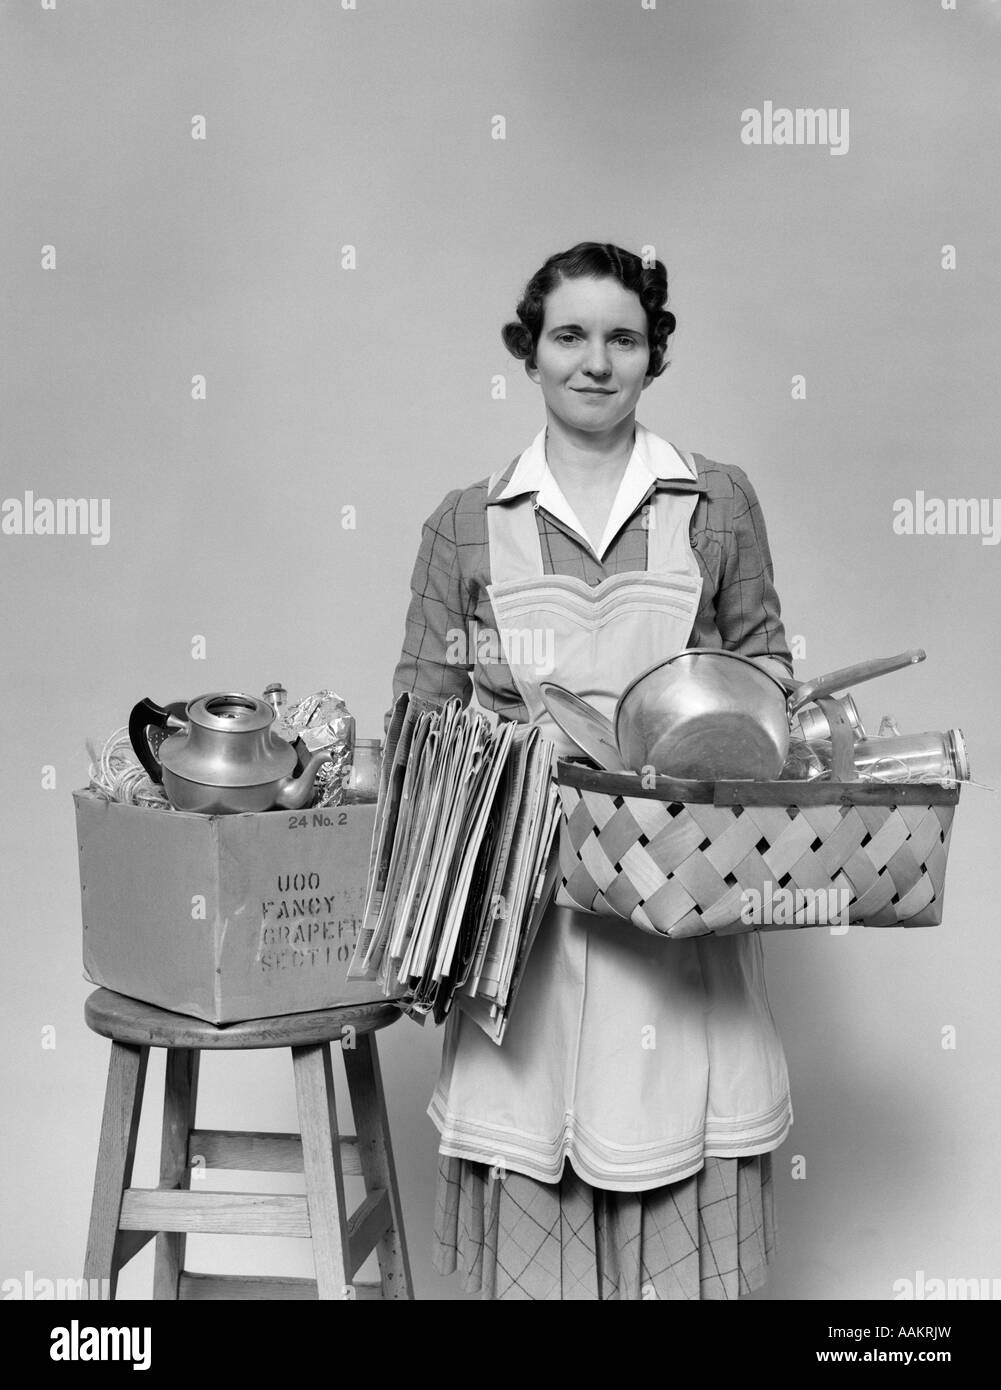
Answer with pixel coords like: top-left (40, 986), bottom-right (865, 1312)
top-left (347, 693), bottom-right (560, 1044)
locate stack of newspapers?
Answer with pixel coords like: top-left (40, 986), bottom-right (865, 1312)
top-left (347, 692), bottom-right (561, 1043)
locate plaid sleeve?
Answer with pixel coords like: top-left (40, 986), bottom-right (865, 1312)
top-left (389, 488), bottom-right (475, 717)
top-left (715, 468), bottom-right (793, 675)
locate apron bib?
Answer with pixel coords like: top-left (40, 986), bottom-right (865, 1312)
top-left (427, 428), bottom-right (792, 1191)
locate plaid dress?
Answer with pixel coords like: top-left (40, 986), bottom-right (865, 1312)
top-left (432, 1152), bottom-right (776, 1300)
top-left (392, 430), bottom-right (791, 1300)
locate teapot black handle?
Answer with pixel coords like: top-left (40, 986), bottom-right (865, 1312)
top-left (128, 697), bottom-right (175, 784)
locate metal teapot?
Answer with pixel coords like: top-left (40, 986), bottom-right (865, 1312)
top-left (128, 692), bottom-right (331, 814)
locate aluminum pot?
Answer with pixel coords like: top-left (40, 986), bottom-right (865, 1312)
top-left (613, 648), bottom-right (926, 780)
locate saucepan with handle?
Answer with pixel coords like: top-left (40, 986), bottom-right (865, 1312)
top-left (613, 647), bottom-right (927, 780)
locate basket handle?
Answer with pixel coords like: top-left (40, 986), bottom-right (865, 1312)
top-left (813, 694), bottom-right (857, 781)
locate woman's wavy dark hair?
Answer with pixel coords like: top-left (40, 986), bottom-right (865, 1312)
top-left (501, 242), bottom-right (676, 378)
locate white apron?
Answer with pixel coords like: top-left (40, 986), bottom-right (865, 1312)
top-left (427, 431), bottom-right (792, 1192)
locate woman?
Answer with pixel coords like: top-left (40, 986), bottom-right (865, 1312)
top-left (390, 242), bottom-right (794, 1300)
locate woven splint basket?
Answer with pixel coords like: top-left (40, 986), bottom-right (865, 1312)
top-left (554, 761), bottom-right (959, 937)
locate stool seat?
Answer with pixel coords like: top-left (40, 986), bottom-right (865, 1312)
top-left (84, 987), bottom-right (405, 1050)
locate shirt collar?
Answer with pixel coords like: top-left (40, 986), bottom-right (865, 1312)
top-left (486, 421), bottom-right (704, 505)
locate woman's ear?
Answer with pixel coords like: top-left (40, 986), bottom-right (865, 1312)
top-left (524, 359), bottom-right (540, 384)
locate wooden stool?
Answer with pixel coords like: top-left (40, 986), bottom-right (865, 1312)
top-left (83, 988), bottom-right (413, 1301)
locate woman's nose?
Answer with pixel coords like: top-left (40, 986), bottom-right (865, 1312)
top-left (582, 343), bottom-right (611, 376)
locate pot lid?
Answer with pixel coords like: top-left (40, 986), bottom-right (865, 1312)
top-left (539, 683), bottom-right (628, 772)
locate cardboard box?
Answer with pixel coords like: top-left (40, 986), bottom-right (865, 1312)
top-left (73, 789), bottom-right (403, 1024)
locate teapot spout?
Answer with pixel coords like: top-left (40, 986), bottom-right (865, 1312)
top-left (273, 751), bottom-right (333, 810)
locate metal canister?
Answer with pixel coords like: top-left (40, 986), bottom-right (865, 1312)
top-left (341, 737), bottom-right (382, 804)
top-left (851, 728), bottom-right (969, 785)
top-left (262, 682), bottom-right (288, 719)
top-left (791, 692), bottom-right (865, 743)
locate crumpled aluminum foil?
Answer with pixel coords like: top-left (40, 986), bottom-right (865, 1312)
top-left (276, 690), bottom-right (355, 807)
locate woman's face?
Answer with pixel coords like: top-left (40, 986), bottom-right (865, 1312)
top-left (527, 275), bottom-right (654, 434)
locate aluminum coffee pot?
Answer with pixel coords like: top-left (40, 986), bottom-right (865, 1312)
top-left (128, 692), bottom-right (331, 814)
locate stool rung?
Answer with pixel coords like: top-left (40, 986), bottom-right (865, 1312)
top-left (120, 1189), bottom-right (310, 1237)
top-left (187, 1129), bottom-right (361, 1176)
top-left (178, 1272), bottom-right (383, 1301)
top-left (180, 1273), bottom-right (317, 1300)
top-left (346, 1189), bottom-right (392, 1281)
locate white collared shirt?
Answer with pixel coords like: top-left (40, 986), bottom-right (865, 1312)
top-left (496, 422), bottom-right (697, 562)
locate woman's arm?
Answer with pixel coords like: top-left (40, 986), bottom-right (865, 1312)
top-left (385, 488), bottom-right (475, 731)
top-left (716, 466), bottom-right (794, 680)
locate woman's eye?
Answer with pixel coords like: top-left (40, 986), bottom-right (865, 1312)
top-left (554, 333), bottom-right (638, 347)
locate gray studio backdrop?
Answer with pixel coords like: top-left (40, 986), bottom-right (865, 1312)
top-left (3, 0), bottom-right (999, 1301)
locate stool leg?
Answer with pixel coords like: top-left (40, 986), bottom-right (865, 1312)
top-left (152, 1048), bottom-right (200, 1300)
top-left (292, 1043), bottom-right (351, 1301)
top-left (84, 1041), bottom-right (149, 1300)
top-left (342, 1031), bottom-right (414, 1300)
